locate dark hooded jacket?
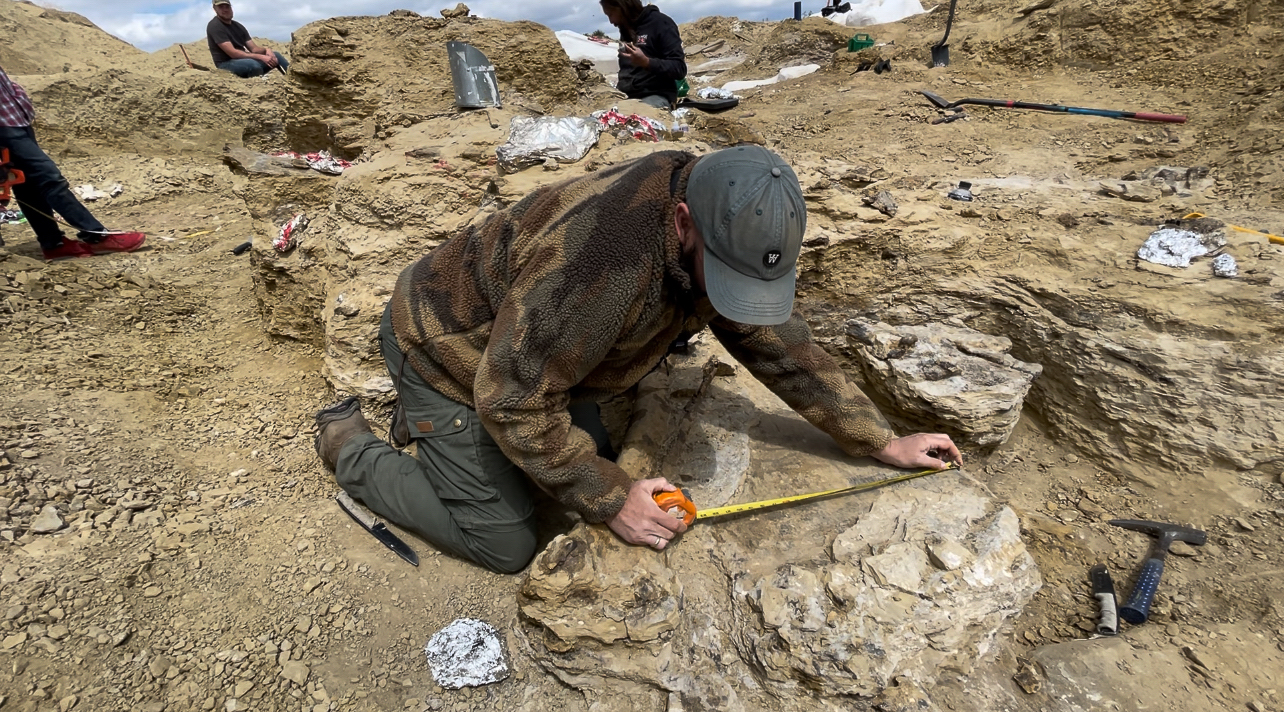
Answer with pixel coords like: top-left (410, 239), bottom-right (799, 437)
top-left (616, 6), bottom-right (687, 105)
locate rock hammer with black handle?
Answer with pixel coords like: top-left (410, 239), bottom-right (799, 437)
top-left (1109, 519), bottom-right (1206, 624)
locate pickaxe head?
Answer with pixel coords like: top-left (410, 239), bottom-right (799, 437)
top-left (1109, 519), bottom-right (1206, 548)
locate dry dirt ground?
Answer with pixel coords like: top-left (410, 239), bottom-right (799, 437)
top-left (2, 1), bottom-right (1284, 711)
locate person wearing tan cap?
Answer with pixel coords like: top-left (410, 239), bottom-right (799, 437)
top-left (206, 0), bottom-right (289, 78)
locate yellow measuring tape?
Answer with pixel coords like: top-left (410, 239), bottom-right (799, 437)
top-left (1184, 212), bottom-right (1284, 245)
top-left (654, 462), bottom-right (959, 525)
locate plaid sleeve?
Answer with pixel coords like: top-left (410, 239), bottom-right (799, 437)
top-left (0, 71), bottom-right (36, 127)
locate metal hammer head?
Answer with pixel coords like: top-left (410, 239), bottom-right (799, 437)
top-left (1109, 519), bottom-right (1207, 549)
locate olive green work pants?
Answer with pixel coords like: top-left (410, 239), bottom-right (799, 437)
top-left (333, 303), bottom-right (610, 574)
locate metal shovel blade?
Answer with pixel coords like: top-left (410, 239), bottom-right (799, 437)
top-left (447, 41), bottom-right (502, 109)
top-left (919, 90), bottom-right (951, 109)
top-left (931, 43), bottom-right (950, 67)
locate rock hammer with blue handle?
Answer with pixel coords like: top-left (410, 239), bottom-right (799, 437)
top-left (1110, 519), bottom-right (1206, 625)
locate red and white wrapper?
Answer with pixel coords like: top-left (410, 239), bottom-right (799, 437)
top-left (594, 108), bottom-right (664, 142)
top-left (271, 150), bottom-right (352, 175)
top-left (275, 213), bottom-right (309, 252)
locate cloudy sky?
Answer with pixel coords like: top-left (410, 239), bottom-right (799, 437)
top-left (51, 0), bottom-right (799, 51)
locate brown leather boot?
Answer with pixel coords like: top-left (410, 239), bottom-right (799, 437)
top-left (314, 396), bottom-right (372, 471)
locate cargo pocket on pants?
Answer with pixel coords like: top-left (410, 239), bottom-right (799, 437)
top-left (404, 401), bottom-right (498, 503)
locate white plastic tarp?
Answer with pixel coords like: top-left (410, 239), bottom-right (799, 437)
top-left (722, 64), bottom-right (820, 93)
top-left (556, 30), bottom-right (620, 77)
top-left (827, 0), bottom-right (926, 27)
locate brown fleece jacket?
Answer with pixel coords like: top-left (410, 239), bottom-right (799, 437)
top-left (389, 150), bottom-right (895, 522)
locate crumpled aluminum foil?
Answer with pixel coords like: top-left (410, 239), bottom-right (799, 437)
top-left (495, 116), bottom-right (601, 173)
top-left (1212, 253), bottom-right (1238, 278)
top-left (1136, 227), bottom-right (1225, 268)
top-left (424, 618), bottom-right (509, 689)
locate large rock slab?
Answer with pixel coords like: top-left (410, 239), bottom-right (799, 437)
top-left (845, 319), bottom-right (1043, 447)
top-left (815, 271), bottom-right (1284, 485)
top-left (516, 341), bottom-right (1040, 711)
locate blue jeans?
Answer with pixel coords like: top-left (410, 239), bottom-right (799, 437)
top-left (216, 52), bottom-right (289, 78)
top-left (0, 125), bottom-right (105, 249)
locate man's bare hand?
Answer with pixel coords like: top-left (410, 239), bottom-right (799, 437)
top-left (618, 43), bottom-right (650, 69)
top-left (606, 478), bottom-right (688, 550)
top-left (261, 51), bottom-right (278, 68)
top-left (872, 433), bottom-right (963, 470)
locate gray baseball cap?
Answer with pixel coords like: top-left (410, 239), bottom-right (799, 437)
top-left (686, 145), bottom-right (807, 325)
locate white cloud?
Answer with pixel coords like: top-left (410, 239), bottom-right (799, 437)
top-left (47, 0), bottom-right (797, 52)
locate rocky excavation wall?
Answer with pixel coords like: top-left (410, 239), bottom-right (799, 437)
top-left (229, 12), bottom-right (588, 373)
top-left (910, 0), bottom-right (1284, 69)
top-left (245, 126), bottom-right (1284, 486)
top-left (785, 150), bottom-right (1284, 488)
top-left (286, 13), bottom-right (582, 159)
top-left (24, 70), bottom-right (286, 158)
top-left (827, 275), bottom-right (1284, 477)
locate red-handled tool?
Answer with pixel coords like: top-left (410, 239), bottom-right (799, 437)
top-left (919, 90), bottom-right (1187, 124)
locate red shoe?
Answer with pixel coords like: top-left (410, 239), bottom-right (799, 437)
top-left (83, 232), bottom-right (145, 254)
top-left (41, 240), bottom-right (95, 261)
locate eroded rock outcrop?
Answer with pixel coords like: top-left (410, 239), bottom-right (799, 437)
top-left (790, 159), bottom-right (1284, 490)
top-left (24, 70), bottom-right (286, 158)
top-left (845, 320), bottom-right (1043, 447)
top-left (286, 13), bottom-right (582, 158)
top-left (224, 146), bottom-right (338, 345)
top-left (516, 342), bottom-right (1041, 711)
top-left (246, 123), bottom-right (706, 397)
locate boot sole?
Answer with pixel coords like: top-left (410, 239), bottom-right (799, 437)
top-left (84, 243), bottom-right (145, 255)
top-left (316, 396), bottom-right (361, 426)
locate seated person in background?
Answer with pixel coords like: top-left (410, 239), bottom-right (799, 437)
top-left (206, 0), bottom-right (290, 78)
top-left (600, 0), bottom-right (686, 110)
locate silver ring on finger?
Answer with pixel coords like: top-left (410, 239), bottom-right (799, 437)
top-left (653, 535), bottom-right (662, 548)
